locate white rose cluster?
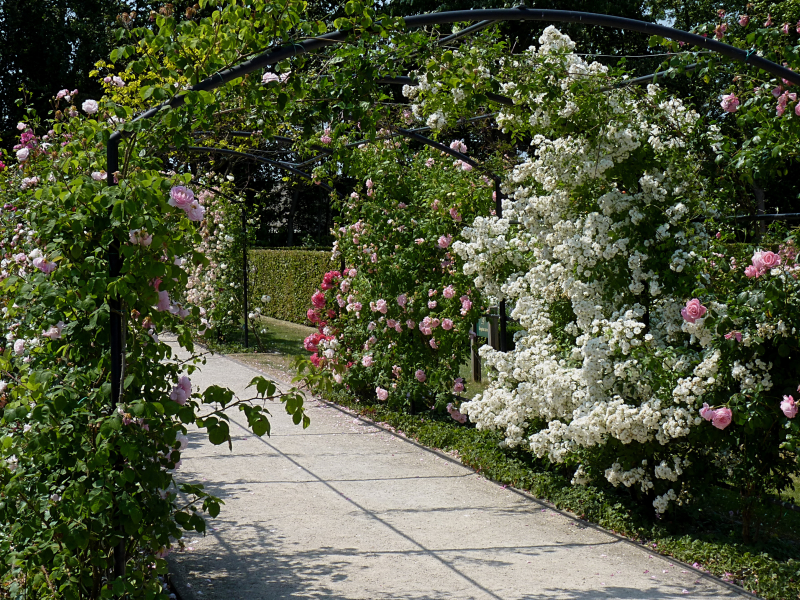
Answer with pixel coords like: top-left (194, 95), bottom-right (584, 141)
top-left (452, 28), bottom-right (715, 513)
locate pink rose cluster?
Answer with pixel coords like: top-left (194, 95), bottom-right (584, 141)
top-left (459, 295), bottom-right (472, 316)
top-left (699, 403), bottom-right (733, 430)
top-left (775, 90), bottom-right (799, 117)
top-left (169, 376), bottom-right (192, 405)
top-left (129, 228), bottom-right (153, 246)
top-left (781, 395), bottom-right (798, 419)
top-left (168, 186), bottom-right (205, 222)
top-left (680, 298), bottom-right (706, 323)
top-left (446, 402), bottom-right (467, 424)
top-left (744, 249), bottom-right (781, 278)
top-left (321, 270), bottom-right (341, 290)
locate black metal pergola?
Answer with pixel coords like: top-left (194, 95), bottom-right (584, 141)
top-left (105, 7), bottom-right (800, 576)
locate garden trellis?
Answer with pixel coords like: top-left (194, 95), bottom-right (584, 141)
top-left (102, 6), bottom-right (800, 578)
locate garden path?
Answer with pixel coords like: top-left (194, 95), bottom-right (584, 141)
top-left (166, 342), bottom-right (752, 600)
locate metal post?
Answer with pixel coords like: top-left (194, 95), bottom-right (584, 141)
top-left (107, 134), bottom-right (127, 580)
top-left (495, 180), bottom-right (508, 352)
top-left (242, 204), bottom-right (249, 349)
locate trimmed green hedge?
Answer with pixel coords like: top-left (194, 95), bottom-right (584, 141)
top-left (249, 248), bottom-right (335, 324)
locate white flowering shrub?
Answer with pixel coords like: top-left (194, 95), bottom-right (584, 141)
top-left (405, 27), bottom-right (800, 518)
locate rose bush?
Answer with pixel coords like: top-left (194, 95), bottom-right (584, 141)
top-left (303, 137), bottom-right (491, 412)
top-left (0, 89), bottom-right (308, 599)
top-left (400, 26), bottom-right (800, 532)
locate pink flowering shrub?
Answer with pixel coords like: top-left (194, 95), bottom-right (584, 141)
top-left (0, 93), bottom-right (308, 597)
top-left (302, 139), bottom-right (488, 411)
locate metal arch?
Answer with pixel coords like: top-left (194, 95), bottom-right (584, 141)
top-left (108, 8), bottom-right (800, 410)
top-left (184, 146), bottom-right (339, 194)
top-left (104, 13), bottom-right (800, 574)
top-left (107, 7), bottom-right (800, 157)
top-left (104, 5), bottom-right (800, 439)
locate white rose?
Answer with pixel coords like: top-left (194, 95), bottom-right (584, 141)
top-left (82, 99), bottom-right (99, 115)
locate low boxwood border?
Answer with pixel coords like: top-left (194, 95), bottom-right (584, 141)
top-left (322, 389), bottom-right (799, 600)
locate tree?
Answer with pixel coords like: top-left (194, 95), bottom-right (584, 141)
top-left (0, 0), bottom-right (132, 148)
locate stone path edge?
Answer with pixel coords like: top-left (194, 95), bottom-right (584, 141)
top-left (167, 347), bottom-right (761, 600)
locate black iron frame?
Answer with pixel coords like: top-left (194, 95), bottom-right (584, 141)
top-left (105, 7), bottom-right (800, 576)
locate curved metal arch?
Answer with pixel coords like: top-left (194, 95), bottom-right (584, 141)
top-left (106, 5), bottom-right (800, 427)
top-left (184, 146), bottom-right (338, 194)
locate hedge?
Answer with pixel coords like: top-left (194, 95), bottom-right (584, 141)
top-left (248, 248), bottom-right (334, 324)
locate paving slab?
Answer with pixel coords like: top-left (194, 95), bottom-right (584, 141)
top-left (166, 343), bottom-right (753, 600)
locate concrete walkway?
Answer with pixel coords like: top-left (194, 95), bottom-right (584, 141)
top-left (167, 345), bottom-right (751, 600)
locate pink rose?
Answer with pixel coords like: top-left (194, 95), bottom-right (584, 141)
top-left (32, 257), bottom-right (57, 274)
top-left (429, 338), bottom-right (438, 350)
top-left (438, 234), bottom-right (452, 249)
top-left (170, 376), bottom-right (192, 405)
top-left (362, 355), bottom-right (373, 367)
top-left (428, 300), bottom-right (437, 309)
top-left (169, 186), bottom-right (195, 210)
top-left (156, 290), bottom-right (171, 312)
top-left (724, 331), bottom-right (742, 342)
top-left (186, 201), bottom-right (205, 222)
top-left (739, 14), bottom-right (749, 26)
top-left (680, 298), bottom-right (707, 323)
top-left (307, 309), bottom-right (320, 323)
top-left (13, 339), bottom-right (25, 355)
top-left (449, 208), bottom-right (462, 222)
top-left (447, 402), bottom-right (467, 423)
top-left (441, 318), bottom-right (454, 330)
top-left (443, 285), bottom-right (456, 299)
top-left (760, 250), bottom-right (781, 269)
top-left (453, 378), bottom-right (465, 393)
top-left (311, 291), bottom-right (326, 309)
top-left (720, 93), bottom-right (739, 113)
top-left (415, 369), bottom-right (426, 382)
top-left (744, 264), bottom-right (760, 278)
top-left (376, 299), bottom-right (388, 314)
top-left (415, 238), bottom-right (425, 245)
top-left (406, 319), bottom-right (415, 329)
top-left (781, 395), bottom-right (798, 418)
top-left (42, 321), bottom-right (65, 340)
top-left (699, 402), bottom-right (716, 421)
top-left (376, 387), bottom-right (389, 401)
top-left (712, 407), bottom-right (733, 430)
top-left (397, 293), bottom-right (408, 307)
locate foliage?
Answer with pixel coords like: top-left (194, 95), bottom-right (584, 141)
top-left (0, 36), bottom-right (312, 600)
top-left (651, 5), bottom-right (800, 218)
top-left (390, 25), bottom-right (800, 535)
top-left (302, 137), bottom-right (492, 412)
top-left (248, 248), bottom-right (333, 325)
